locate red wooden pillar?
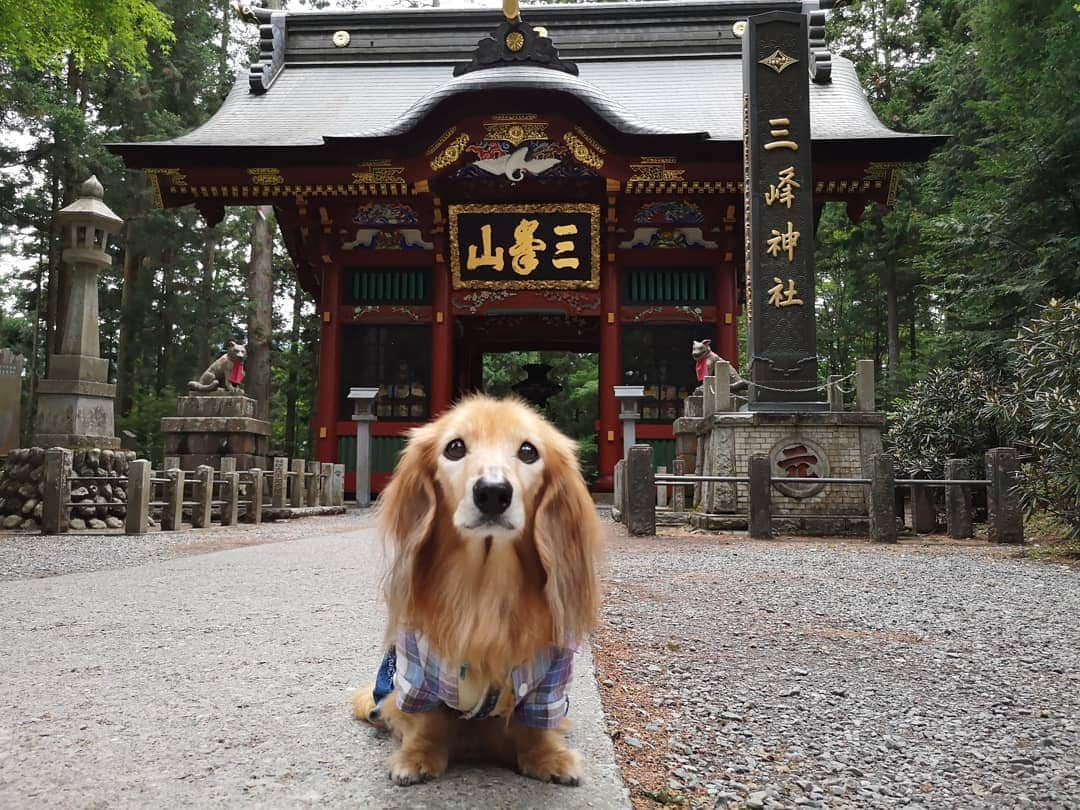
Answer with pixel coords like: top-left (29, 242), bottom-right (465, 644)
top-left (716, 263), bottom-right (740, 370)
top-left (596, 244), bottom-right (621, 492)
top-left (430, 255), bottom-right (453, 416)
top-left (315, 264), bottom-right (341, 464)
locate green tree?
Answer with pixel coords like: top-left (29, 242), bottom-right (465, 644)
top-left (0, 0), bottom-right (173, 71)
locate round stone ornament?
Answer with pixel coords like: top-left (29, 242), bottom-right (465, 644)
top-left (769, 437), bottom-right (830, 498)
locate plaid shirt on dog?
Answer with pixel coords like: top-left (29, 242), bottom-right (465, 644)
top-left (373, 629), bottom-right (574, 729)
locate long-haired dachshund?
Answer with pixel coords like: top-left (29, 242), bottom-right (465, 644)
top-left (352, 395), bottom-right (601, 786)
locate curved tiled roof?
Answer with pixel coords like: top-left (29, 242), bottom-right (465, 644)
top-left (161, 55), bottom-right (911, 147)
top-left (112, 0), bottom-right (943, 161)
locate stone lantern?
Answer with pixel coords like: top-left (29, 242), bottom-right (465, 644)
top-left (613, 385), bottom-right (645, 459)
top-left (33, 176), bottom-right (123, 449)
top-left (348, 386), bottom-right (380, 507)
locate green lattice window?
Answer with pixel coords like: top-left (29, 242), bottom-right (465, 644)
top-left (640, 439), bottom-right (677, 472)
top-left (623, 268), bottom-right (712, 305)
top-left (346, 268), bottom-right (431, 305)
top-left (337, 434), bottom-right (408, 474)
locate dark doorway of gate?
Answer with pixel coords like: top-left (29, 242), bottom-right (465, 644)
top-left (454, 314), bottom-right (599, 483)
top-left (482, 350), bottom-right (599, 483)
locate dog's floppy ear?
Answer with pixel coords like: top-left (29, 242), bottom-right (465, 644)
top-left (377, 421), bottom-right (439, 633)
top-left (532, 432), bottom-right (601, 645)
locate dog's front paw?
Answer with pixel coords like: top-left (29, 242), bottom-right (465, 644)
top-left (519, 746), bottom-right (583, 787)
top-left (388, 749), bottom-right (447, 787)
top-left (351, 685), bottom-right (384, 727)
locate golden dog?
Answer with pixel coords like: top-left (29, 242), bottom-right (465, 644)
top-left (352, 396), bottom-right (601, 786)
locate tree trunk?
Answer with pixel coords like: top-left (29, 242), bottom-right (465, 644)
top-left (198, 226), bottom-right (221, 370)
top-left (115, 221), bottom-right (145, 414)
top-left (247, 206), bottom-right (275, 420)
top-left (27, 232), bottom-right (49, 436)
top-left (44, 169), bottom-right (61, 375)
top-left (908, 296), bottom-right (918, 361)
top-left (156, 250), bottom-right (177, 393)
top-left (284, 274), bottom-right (303, 458)
top-left (884, 257), bottom-right (900, 395)
top-left (51, 55), bottom-right (86, 358)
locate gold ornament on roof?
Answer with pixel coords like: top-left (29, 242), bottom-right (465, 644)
top-left (503, 0), bottom-right (520, 22)
top-left (758, 49), bottom-right (798, 74)
top-left (248, 167), bottom-right (284, 186)
top-left (506, 31), bottom-right (525, 52)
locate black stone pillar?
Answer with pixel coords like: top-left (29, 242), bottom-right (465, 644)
top-left (743, 12), bottom-right (824, 410)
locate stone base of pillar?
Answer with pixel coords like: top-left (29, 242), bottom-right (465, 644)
top-left (691, 410), bottom-right (885, 536)
top-left (160, 396), bottom-right (269, 471)
top-left (33, 377), bottom-right (119, 449)
top-left (688, 512), bottom-right (869, 535)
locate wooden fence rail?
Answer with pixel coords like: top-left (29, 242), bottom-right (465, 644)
top-left (41, 454), bottom-right (346, 536)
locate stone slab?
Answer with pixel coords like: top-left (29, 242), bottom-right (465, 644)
top-left (46, 353), bottom-right (108, 383)
top-left (160, 416), bottom-right (270, 436)
top-left (175, 396), bottom-right (257, 419)
top-left (0, 349), bottom-right (22, 454)
top-left (655, 510), bottom-right (689, 527)
top-left (772, 515), bottom-right (870, 535)
top-left (164, 432), bottom-right (266, 455)
top-left (689, 513), bottom-right (748, 531)
top-left (36, 379), bottom-right (116, 398)
top-left (709, 410), bottom-right (886, 429)
top-left (32, 433), bottom-right (121, 450)
top-left (687, 512), bottom-right (870, 535)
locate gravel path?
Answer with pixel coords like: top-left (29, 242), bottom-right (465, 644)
top-left (0, 512), bottom-right (628, 808)
top-left (592, 528), bottom-right (1080, 809)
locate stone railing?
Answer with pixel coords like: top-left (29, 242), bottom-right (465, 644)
top-left (37, 449), bottom-right (346, 535)
top-left (615, 444), bottom-right (1024, 544)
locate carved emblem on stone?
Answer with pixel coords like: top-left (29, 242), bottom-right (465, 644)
top-left (770, 437), bottom-right (829, 498)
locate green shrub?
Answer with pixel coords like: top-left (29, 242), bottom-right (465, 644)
top-left (117, 387), bottom-right (178, 465)
top-left (986, 298), bottom-right (1080, 538)
top-left (886, 366), bottom-right (1006, 478)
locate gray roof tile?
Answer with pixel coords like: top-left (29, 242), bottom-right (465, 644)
top-left (159, 55), bottom-right (907, 148)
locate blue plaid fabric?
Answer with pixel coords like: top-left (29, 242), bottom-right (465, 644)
top-left (371, 629), bottom-right (574, 729)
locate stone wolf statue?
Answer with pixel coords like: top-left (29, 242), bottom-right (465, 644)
top-left (188, 341), bottom-right (247, 393)
top-left (691, 339), bottom-right (748, 392)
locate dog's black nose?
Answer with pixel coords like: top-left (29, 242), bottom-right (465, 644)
top-left (473, 479), bottom-right (513, 515)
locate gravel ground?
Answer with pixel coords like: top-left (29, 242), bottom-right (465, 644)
top-left (0, 512), bottom-right (628, 808)
top-left (592, 527), bottom-right (1080, 809)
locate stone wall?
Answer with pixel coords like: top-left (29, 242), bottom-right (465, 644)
top-left (0, 447), bottom-right (135, 531)
top-left (700, 412), bottom-right (885, 517)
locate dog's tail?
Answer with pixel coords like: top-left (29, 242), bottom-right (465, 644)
top-left (187, 379), bottom-right (220, 392)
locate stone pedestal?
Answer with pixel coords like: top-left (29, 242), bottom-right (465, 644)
top-left (689, 410), bottom-right (885, 535)
top-left (160, 395), bottom-right (269, 471)
top-left (34, 361), bottom-right (120, 450)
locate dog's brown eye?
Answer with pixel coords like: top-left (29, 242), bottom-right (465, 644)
top-left (443, 438), bottom-right (467, 461)
top-left (517, 442), bottom-right (539, 464)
